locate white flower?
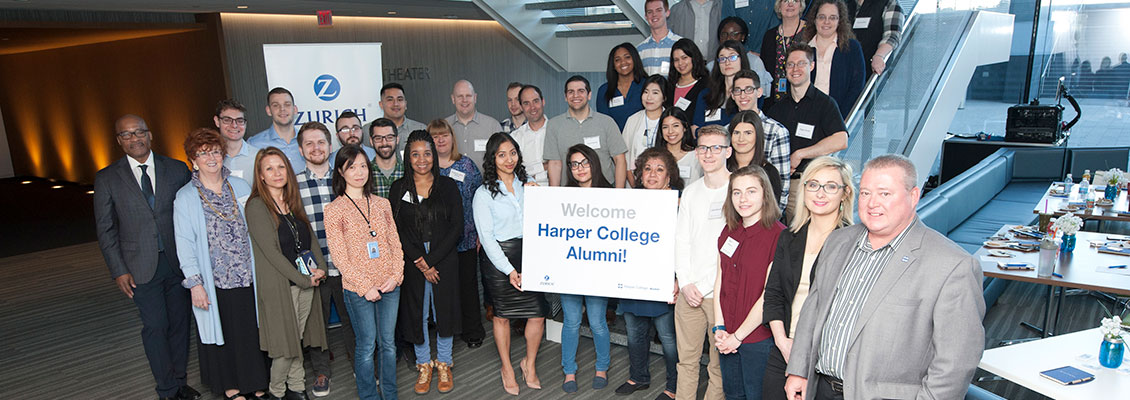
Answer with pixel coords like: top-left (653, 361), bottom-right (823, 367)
top-left (1101, 316), bottom-right (1126, 340)
top-left (1052, 214), bottom-right (1083, 235)
top-left (1108, 169), bottom-right (1126, 185)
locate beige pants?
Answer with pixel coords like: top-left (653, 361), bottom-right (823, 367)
top-left (785, 178), bottom-right (801, 223)
top-left (270, 286), bottom-right (314, 397)
top-left (674, 293), bottom-right (723, 400)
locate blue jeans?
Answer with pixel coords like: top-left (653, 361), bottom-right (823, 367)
top-left (623, 310), bottom-right (678, 393)
top-left (414, 281), bottom-right (453, 365)
top-left (560, 294), bottom-right (610, 375)
top-left (719, 336), bottom-right (773, 400)
top-left (344, 287), bottom-right (400, 400)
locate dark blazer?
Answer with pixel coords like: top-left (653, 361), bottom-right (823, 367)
top-left (762, 221), bottom-right (812, 336)
top-left (810, 39), bottom-right (866, 118)
top-left (94, 153), bottom-right (191, 284)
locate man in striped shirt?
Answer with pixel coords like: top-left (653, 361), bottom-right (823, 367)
top-left (637, 0), bottom-right (682, 76)
top-left (783, 154), bottom-right (985, 400)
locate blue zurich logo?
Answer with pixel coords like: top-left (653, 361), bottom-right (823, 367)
top-left (544, 275), bottom-right (550, 281)
top-left (313, 74), bottom-right (340, 101)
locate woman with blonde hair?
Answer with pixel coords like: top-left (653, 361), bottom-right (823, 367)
top-left (760, 156), bottom-right (854, 400)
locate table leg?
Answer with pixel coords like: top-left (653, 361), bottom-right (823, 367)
top-left (1020, 284), bottom-right (1056, 337)
top-left (1053, 286), bottom-right (1065, 335)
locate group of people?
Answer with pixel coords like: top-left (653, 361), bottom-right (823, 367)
top-left (94, 1), bottom-right (992, 400)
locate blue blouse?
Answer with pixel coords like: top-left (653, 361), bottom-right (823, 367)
top-left (440, 155), bottom-right (483, 252)
top-left (692, 89), bottom-right (734, 129)
top-left (596, 80), bottom-right (644, 131)
top-left (472, 179), bottom-right (526, 275)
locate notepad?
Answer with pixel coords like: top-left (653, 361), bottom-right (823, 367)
top-left (996, 261), bottom-right (1034, 271)
top-left (1039, 366), bottom-right (1094, 385)
top-left (1098, 246), bottom-right (1130, 256)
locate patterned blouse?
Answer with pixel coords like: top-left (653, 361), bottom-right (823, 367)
top-left (183, 168), bottom-right (254, 289)
top-left (440, 155), bottom-right (483, 252)
top-left (769, 21), bottom-right (807, 103)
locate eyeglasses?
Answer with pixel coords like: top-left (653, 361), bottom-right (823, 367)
top-left (730, 86), bottom-right (759, 96)
top-left (781, 0), bottom-right (800, 3)
top-left (338, 125), bottom-right (363, 133)
top-left (371, 134), bottom-right (397, 143)
top-left (815, 14), bottom-right (839, 22)
top-left (719, 31), bottom-right (744, 40)
top-left (568, 159), bottom-right (591, 170)
top-left (116, 129), bottom-right (150, 139)
top-left (218, 117), bottom-right (247, 126)
top-left (786, 60), bottom-right (810, 69)
top-left (717, 54), bottom-right (741, 64)
top-left (805, 180), bottom-right (844, 194)
top-left (194, 149), bottom-right (223, 159)
top-left (695, 145), bottom-right (728, 155)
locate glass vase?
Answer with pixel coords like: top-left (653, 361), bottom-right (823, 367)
top-left (1060, 234), bottom-right (1076, 252)
top-left (1106, 184), bottom-right (1119, 201)
top-left (1099, 336), bottom-right (1124, 368)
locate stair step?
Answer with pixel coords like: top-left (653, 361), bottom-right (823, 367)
top-left (542, 12), bottom-right (627, 25)
top-left (555, 27), bottom-right (640, 38)
top-left (525, 0), bottom-right (615, 11)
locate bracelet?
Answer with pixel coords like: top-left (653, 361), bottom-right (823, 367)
top-left (711, 325), bottom-right (727, 334)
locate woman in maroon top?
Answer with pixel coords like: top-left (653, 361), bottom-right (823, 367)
top-left (712, 165), bottom-right (785, 400)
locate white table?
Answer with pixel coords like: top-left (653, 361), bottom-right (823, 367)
top-left (979, 328), bottom-right (1130, 399)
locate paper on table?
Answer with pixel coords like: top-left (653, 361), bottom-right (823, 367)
top-left (1096, 264), bottom-right (1130, 277)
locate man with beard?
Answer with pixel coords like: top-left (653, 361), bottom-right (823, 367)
top-left (500, 82), bottom-right (526, 133)
top-left (368, 118), bottom-right (403, 199)
top-left (379, 82), bottom-right (426, 153)
top-left (248, 87), bottom-right (305, 171)
top-left (214, 99), bottom-right (258, 181)
top-left (295, 121), bottom-right (350, 397)
top-left (328, 110), bottom-right (376, 164)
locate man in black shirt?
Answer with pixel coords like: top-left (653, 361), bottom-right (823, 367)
top-left (767, 42), bottom-right (848, 218)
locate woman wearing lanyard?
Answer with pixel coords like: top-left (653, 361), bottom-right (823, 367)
top-left (713, 165), bottom-right (785, 400)
top-left (653, 107), bottom-right (703, 183)
top-left (389, 131), bottom-right (465, 395)
top-left (803, 0), bottom-right (866, 119)
top-left (666, 38), bottom-right (711, 122)
top-left (473, 132), bottom-right (549, 396)
top-left (428, 119), bottom-right (486, 350)
top-left (324, 145), bottom-right (404, 400)
top-left (174, 128), bottom-right (268, 400)
top-left (760, 0), bottom-right (807, 108)
top-left (623, 74), bottom-right (670, 187)
top-left (696, 41), bottom-right (750, 130)
top-left (760, 156), bottom-right (854, 400)
top-left (596, 43), bottom-right (647, 131)
top-left (726, 110), bottom-right (783, 203)
top-left (616, 146), bottom-right (684, 400)
top-left (245, 147), bottom-right (329, 400)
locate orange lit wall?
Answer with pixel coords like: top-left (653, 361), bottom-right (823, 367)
top-left (0, 17), bottom-right (228, 183)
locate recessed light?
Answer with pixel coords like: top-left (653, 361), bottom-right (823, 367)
top-left (387, 11), bottom-right (397, 15)
top-left (87, 190), bottom-right (95, 194)
top-left (21, 180), bottom-right (31, 184)
top-left (237, 5), bottom-right (249, 9)
top-left (51, 185), bottom-right (63, 189)
top-left (444, 15), bottom-right (459, 19)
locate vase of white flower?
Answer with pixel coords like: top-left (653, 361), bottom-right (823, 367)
top-left (1099, 316), bottom-right (1125, 368)
top-left (1052, 214), bottom-right (1083, 252)
top-left (1106, 185), bottom-right (1119, 201)
top-left (1060, 234), bottom-right (1076, 252)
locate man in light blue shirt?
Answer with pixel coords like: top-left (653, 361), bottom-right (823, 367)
top-left (214, 99), bottom-right (259, 181)
top-left (247, 87), bottom-right (305, 172)
top-left (722, 0), bottom-right (781, 55)
top-left (637, 0), bottom-right (683, 76)
top-left (328, 110), bottom-right (376, 165)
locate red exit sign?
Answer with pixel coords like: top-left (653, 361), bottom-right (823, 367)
top-left (317, 10), bottom-right (332, 27)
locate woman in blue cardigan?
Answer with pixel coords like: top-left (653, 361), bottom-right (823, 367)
top-left (803, 0), bottom-right (866, 119)
top-left (174, 128), bottom-right (268, 400)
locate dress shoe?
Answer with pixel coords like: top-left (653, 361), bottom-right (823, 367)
top-left (177, 385), bottom-right (202, 400)
top-left (283, 389), bottom-right (309, 400)
top-left (435, 361), bottom-right (454, 393)
top-left (615, 381), bottom-right (650, 395)
top-left (466, 338), bottom-right (483, 348)
top-left (414, 361), bottom-right (434, 394)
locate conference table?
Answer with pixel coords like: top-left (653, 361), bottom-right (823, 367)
top-left (973, 226), bottom-right (1130, 337)
top-left (1032, 182), bottom-right (1130, 224)
top-left (979, 328), bottom-right (1130, 399)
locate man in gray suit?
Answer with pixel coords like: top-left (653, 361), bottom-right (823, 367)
top-left (94, 115), bottom-right (198, 400)
top-left (783, 154), bottom-right (985, 400)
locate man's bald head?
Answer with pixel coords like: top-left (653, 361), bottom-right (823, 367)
top-left (451, 79), bottom-right (478, 118)
top-left (115, 114), bottom-right (149, 133)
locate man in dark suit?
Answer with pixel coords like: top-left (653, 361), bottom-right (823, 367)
top-left (94, 114), bottom-right (199, 400)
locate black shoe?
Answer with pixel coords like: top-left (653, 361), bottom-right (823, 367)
top-left (615, 381), bottom-right (650, 395)
top-left (283, 390), bottom-right (309, 400)
top-left (177, 386), bottom-right (202, 400)
top-left (466, 338), bottom-right (483, 348)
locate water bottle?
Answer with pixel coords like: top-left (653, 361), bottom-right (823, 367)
top-left (1081, 176), bottom-right (1091, 196)
top-left (1065, 173), bottom-right (1073, 192)
top-left (1037, 235), bottom-right (1057, 278)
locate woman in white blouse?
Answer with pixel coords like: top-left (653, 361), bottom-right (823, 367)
top-left (623, 74), bottom-right (670, 187)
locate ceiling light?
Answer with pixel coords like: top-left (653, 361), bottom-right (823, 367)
top-left (51, 185), bottom-right (63, 189)
top-left (237, 5), bottom-right (249, 9)
top-left (21, 180), bottom-right (31, 184)
top-left (87, 190), bottom-right (95, 194)
top-left (444, 15), bottom-right (459, 19)
top-left (387, 11), bottom-right (397, 15)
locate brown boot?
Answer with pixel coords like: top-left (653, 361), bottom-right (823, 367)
top-left (435, 361), bottom-right (454, 393)
top-left (414, 361), bottom-right (433, 394)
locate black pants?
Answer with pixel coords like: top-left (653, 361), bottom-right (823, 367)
top-left (457, 249), bottom-right (485, 342)
top-left (813, 374), bottom-right (845, 400)
top-left (308, 275), bottom-right (353, 378)
top-left (762, 342), bottom-right (789, 400)
top-left (132, 252), bottom-right (191, 398)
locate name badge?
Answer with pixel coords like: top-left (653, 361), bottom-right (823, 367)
top-left (584, 136), bottom-right (601, 149)
top-left (231, 170), bottom-right (243, 179)
top-left (704, 109), bottom-right (722, 122)
top-left (796, 123), bottom-right (816, 140)
top-left (679, 165), bottom-right (691, 178)
top-left (777, 77), bottom-right (788, 93)
top-left (736, 0), bottom-right (749, 7)
top-left (474, 139), bottom-right (488, 152)
top-left (660, 61), bottom-right (671, 75)
top-left (675, 97), bottom-right (691, 110)
top-left (448, 169), bottom-right (466, 182)
top-left (709, 201), bottom-right (724, 219)
top-left (366, 241), bottom-right (381, 259)
top-left (402, 191), bottom-right (415, 203)
top-left (721, 237), bottom-right (740, 257)
top-left (610, 96), bottom-right (625, 108)
top-left (853, 17), bottom-right (871, 29)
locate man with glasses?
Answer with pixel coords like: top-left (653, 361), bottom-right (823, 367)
top-left (249, 87), bottom-right (306, 172)
top-left (214, 99), bottom-right (259, 181)
top-left (94, 115), bottom-right (198, 400)
top-left (766, 43), bottom-right (848, 218)
top-left (329, 110), bottom-right (376, 164)
top-left (730, 70), bottom-right (791, 211)
top-left (672, 124), bottom-right (731, 400)
top-left (446, 80), bottom-right (502, 170)
top-left (544, 75), bottom-right (628, 188)
top-left (368, 118), bottom-right (403, 199)
top-left (378, 82), bottom-right (426, 153)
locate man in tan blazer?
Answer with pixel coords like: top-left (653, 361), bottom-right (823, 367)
top-left (783, 154), bottom-right (986, 400)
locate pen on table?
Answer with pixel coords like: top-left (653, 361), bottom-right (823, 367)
top-left (1052, 273), bottom-right (1064, 278)
top-left (1110, 265), bottom-right (1127, 269)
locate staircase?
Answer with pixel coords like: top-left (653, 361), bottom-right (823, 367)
top-left (472, 0), bottom-right (648, 72)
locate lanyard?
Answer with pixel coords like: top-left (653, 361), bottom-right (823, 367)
top-left (344, 192), bottom-right (377, 237)
top-left (269, 195), bottom-right (304, 254)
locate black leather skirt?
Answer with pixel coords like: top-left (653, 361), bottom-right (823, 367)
top-left (479, 238), bottom-right (549, 319)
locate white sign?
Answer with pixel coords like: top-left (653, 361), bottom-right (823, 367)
top-left (263, 42), bottom-right (383, 150)
top-left (521, 186), bottom-right (677, 302)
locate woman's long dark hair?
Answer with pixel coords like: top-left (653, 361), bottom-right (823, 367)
top-left (652, 107), bottom-right (696, 153)
top-left (398, 130), bottom-right (450, 234)
top-left (726, 110), bottom-right (767, 171)
top-left (666, 38), bottom-right (710, 89)
top-left (482, 132), bottom-right (530, 198)
top-left (605, 43), bottom-right (648, 103)
top-left (706, 40), bottom-right (750, 110)
top-left (803, 0), bottom-right (855, 52)
top-left (642, 74), bottom-right (671, 109)
top-left (633, 147), bottom-right (686, 191)
top-left (564, 144), bottom-right (612, 188)
top-left (332, 144), bottom-right (374, 197)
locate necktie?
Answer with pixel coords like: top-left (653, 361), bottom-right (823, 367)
top-left (139, 165), bottom-right (155, 209)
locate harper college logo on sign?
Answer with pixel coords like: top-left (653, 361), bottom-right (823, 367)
top-left (313, 74), bottom-right (341, 101)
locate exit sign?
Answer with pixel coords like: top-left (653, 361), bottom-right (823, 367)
top-left (317, 10), bottom-right (332, 27)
